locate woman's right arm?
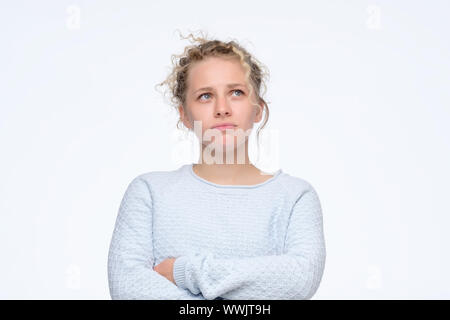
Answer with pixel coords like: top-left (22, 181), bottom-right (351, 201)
top-left (107, 176), bottom-right (203, 300)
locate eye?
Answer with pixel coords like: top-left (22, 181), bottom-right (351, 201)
top-left (232, 89), bottom-right (244, 96)
top-left (198, 92), bottom-right (211, 100)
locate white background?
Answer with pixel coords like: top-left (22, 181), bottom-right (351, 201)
top-left (1, 1), bottom-right (449, 299)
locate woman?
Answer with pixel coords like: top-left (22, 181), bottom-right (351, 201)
top-left (107, 31), bottom-right (326, 300)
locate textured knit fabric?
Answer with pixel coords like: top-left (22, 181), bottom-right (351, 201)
top-left (107, 163), bottom-right (326, 300)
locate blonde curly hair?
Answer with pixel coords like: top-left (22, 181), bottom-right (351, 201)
top-left (155, 29), bottom-right (270, 148)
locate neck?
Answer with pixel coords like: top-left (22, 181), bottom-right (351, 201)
top-left (194, 139), bottom-right (259, 183)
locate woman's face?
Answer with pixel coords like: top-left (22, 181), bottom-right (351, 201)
top-left (179, 56), bottom-right (263, 149)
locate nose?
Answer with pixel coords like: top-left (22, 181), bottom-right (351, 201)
top-left (214, 94), bottom-right (231, 117)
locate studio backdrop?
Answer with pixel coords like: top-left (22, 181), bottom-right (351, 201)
top-left (0, 0), bottom-right (449, 299)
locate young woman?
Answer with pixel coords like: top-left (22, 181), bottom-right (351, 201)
top-left (107, 31), bottom-right (326, 300)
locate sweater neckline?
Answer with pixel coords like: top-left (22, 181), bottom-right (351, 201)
top-left (187, 163), bottom-right (283, 189)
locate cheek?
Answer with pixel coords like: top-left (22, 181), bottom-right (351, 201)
top-left (235, 107), bottom-right (256, 127)
top-left (187, 111), bottom-right (210, 131)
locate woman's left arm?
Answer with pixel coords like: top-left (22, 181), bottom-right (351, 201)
top-left (171, 187), bottom-right (327, 300)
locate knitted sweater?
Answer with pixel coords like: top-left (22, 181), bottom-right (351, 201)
top-left (107, 163), bottom-right (326, 300)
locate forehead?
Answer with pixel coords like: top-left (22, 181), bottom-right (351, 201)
top-left (187, 57), bottom-right (246, 90)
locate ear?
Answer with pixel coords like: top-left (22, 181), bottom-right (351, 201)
top-left (254, 100), bottom-right (264, 123)
top-left (178, 104), bottom-right (192, 130)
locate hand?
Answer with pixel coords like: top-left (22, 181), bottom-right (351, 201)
top-left (153, 258), bottom-right (177, 285)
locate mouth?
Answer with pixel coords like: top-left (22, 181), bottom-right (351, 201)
top-left (211, 124), bottom-right (237, 131)
top-left (213, 125), bottom-right (236, 131)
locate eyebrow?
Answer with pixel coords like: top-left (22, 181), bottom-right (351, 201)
top-left (193, 83), bottom-right (246, 95)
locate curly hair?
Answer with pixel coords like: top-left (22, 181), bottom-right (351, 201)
top-left (155, 29), bottom-right (270, 148)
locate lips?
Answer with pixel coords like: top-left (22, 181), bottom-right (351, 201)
top-left (212, 123), bottom-right (236, 130)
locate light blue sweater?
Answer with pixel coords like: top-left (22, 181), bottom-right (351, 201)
top-left (107, 163), bottom-right (326, 300)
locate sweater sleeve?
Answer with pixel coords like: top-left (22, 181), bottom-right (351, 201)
top-left (108, 176), bottom-right (204, 300)
top-left (172, 186), bottom-right (326, 300)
